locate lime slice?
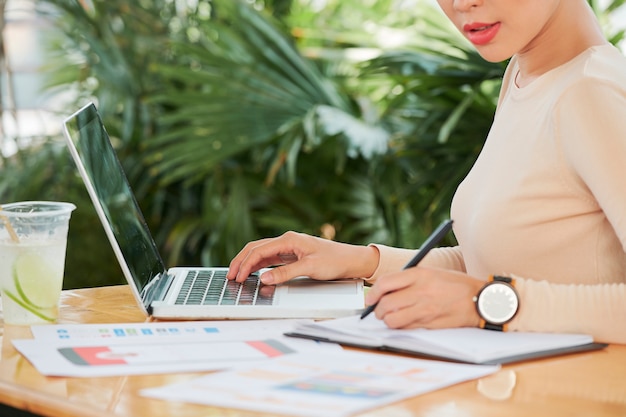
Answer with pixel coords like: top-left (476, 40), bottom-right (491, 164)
top-left (2, 288), bottom-right (55, 322)
top-left (12, 252), bottom-right (60, 309)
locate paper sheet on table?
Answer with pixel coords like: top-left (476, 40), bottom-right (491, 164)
top-left (28, 319), bottom-right (311, 342)
top-left (141, 349), bottom-right (500, 417)
top-left (12, 319), bottom-right (341, 377)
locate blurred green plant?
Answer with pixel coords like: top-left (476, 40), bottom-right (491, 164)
top-left (0, 139), bottom-right (124, 288)
top-left (1, 0), bottom-right (624, 288)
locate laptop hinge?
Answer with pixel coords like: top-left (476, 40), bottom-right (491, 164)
top-left (141, 272), bottom-right (175, 313)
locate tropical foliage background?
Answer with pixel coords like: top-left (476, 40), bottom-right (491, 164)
top-left (1, 0), bottom-right (624, 289)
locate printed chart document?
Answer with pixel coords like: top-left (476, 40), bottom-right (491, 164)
top-left (141, 349), bottom-right (500, 417)
top-left (284, 315), bottom-right (607, 365)
top-left (12, 320), bottom-right (340, 377)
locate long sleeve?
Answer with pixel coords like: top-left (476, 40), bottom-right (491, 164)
top-left (364, 46), bottom-right (626, 344)
top-left (449, 45), bottom-right (626, 344)
top-left (511, 279), bottom-right (626, 344)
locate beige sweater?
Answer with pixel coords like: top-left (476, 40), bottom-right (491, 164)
top-left (369, 44), bottom-right (626, 344)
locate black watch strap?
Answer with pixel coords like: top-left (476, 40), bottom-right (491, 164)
top-left (484, 322), bottom-right (505, 331)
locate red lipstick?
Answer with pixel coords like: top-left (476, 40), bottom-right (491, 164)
top-left (463, 22), bottom-right (501, 45)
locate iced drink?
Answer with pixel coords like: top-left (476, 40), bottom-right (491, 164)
top-left (0, 201), bottom-right (75, 325)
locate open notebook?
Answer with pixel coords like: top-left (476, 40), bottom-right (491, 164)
top-left (285, 315), bottom-right (607, 365)
top-left (62, 102), bottom-right (364, 320)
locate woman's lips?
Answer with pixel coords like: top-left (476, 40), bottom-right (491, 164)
top-left (463, 22), bottom-right (501, 45)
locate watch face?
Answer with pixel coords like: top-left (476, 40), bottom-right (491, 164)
top-left (477, 282), bottom-right (519, 324)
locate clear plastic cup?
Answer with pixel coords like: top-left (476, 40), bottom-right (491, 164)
top-left (0, 201), bottom-right (76, 325)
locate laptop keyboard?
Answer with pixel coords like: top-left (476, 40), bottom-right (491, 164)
top-left (175, 269), bottom-right (275, 306)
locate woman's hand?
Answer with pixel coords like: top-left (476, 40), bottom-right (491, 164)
top-left (364, 266), bottom-right (485, 329)
top-left (227, 231), bottom-right (380, 285)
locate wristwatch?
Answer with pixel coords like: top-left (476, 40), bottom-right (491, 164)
top-left (473, 275), bottom-right (519, 331)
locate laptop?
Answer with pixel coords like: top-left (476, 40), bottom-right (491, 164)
top-left (62, 102), bottom-right (365, 320)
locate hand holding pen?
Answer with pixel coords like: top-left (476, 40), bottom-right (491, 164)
top-left (360, 219), bottom-right (454, 319)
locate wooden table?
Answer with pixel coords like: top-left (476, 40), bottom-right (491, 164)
top-left (1, 285), bottom-right (625, 417)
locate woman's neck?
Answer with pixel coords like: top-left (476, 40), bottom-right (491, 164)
top-left (515, 1), bottom-right (607, 88)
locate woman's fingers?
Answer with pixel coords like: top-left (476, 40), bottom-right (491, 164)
top-left (366, 267), bottom-right (484, 329)
top-left (227, 232), bottom-right (310, 282)
top-left (364, 271), bottom-right (414, 306)
top-left (227, 238), bottom-right (274, 280)
top-left (228, 232), bottom-right (380, 285)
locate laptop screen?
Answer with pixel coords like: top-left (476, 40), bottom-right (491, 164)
top-left (63, 103), bottom-right (166, 298)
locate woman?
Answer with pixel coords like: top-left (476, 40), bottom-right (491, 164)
top-left (227, 0), bottom-right (626, 344)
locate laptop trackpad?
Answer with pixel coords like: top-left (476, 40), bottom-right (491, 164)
top-left (286, 279), bottom-right (358, 295)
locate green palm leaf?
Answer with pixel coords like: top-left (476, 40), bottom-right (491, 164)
top-left (145, 0), bottom-right (388, 186)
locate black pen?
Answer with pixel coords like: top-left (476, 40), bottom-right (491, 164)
top-left (360, 219), bottom-right (454, 319)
